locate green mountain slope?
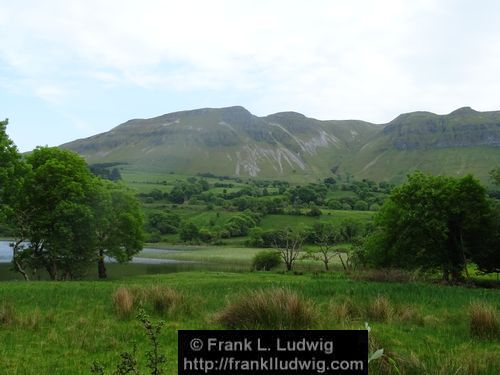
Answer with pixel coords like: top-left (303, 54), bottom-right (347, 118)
top-left (61, 106), bottom-right (380, 180)
top-left (61, 106), bottom-right (500, 182)
top-left (345, 107), bottom-right (500, 182)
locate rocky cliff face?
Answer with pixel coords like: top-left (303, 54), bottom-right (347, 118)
top-left (383, 107), bottom-right (500, 150)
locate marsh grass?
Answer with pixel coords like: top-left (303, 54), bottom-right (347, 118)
top-left (0, 302), bottom-right (16, 325)
top-left (469, 301), bottom-right (499, 339)
top-left (366, 295), bottom-right (392, 322)
top-left (113, 284), bottom-right (192, 319)
top-left (146, 285), bottom-right (187, 316)
top-left (328, 298), bottom-right (362, 325)
top-left (215, 288), bottom-right (317, 329)
top-left (113, 287), bottom-right (135, 318)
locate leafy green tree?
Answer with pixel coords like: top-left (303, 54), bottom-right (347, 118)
top-left (148, 211), bottom-right (180, 234)
top-left (252, 250), bottom-right (282, 270)
top-left (339, 218), bottom-right (362, 242)
top-left (93, 181), bottom-right (144, 279)
top-left (365, 172), bottom-right (492, 281)
top-left (0, 119), bottom-right (25, 222)
top-left (11, 147), bottom-right (98, 280)
top-left (489, 167), bottom-right (500, 186)
top-left (179, 222), bottom-right (200, 242)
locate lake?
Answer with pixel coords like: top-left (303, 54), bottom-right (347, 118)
top-left (0, 241), bottom-right (187, 265)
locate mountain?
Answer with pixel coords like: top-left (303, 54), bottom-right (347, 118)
top-left (61, 106), bottom-right (500, 183)
top-left (344, 107), bottom-right (500, 182)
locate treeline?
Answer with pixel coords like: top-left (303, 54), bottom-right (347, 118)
top-left (139, 176), bottom-right (389, 214)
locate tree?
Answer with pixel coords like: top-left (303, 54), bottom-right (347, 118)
top-left (0, 119), bottom-right (25, 219)
top-left (339, 219), bottom-right (362, 242)
top-left (308, 223), bottom-right (345, 271)
top-left (179, 222), bottom-right (200, 242)
top-left (10, 147), bottom-right (98, 280)
top-left (272, 228), bottom-right (305, 271)
top-left (489, 167), bottom-right (500, 186)
top-left (365, 172), bottom-right (492, 282)
top-left (93, 180), bottom-right (144, 279)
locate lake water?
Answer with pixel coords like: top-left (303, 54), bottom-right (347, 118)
top-left (0, 241), bottom-right (186, 265)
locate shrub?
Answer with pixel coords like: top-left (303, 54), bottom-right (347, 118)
top-left (113, 287), bottom-right (134, 318)
top-left (252, 250), bottom-right (282, 271)
top-left (306, 206), bottom-right (322, 217)
top-left (215, 288), bottom-right (316, 329)
top-left (91, 309), bottom-right (166, 375)
top-left (469, 301), bottom-right (499, 339)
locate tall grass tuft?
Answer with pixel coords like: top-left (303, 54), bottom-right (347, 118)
top-left (148, 285), bottom-right (185, 316)
top-left (366, 295), bottom-right (392, 322)
top-left (0, 302), bottom-right (16, 326)
top-left (113, 287), bottom-right (134, 318)
top-left (215, 288), bottom-right (316, 329)
top-left (329, 298), bottom-right (361, 325)
top-left (469, 301), bottom-right (499, 339)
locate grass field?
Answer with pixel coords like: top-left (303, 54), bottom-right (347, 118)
top-left (0, 270), bottom-right (499, 374)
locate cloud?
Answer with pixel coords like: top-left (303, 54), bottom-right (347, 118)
top-left (1, 0), bottom-right (500, 130)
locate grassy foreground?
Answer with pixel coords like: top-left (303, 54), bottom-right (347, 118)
top-left (0, 271), bottom-right (499, 374)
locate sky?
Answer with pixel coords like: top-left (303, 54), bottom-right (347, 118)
top-left (2, 0), bottom-right (500, 152)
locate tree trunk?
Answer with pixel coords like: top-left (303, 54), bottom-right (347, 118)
top-left (98, 251), bottom-right (107, 279)
top-left (442, 267), bottom-right (449, 282)
top-left (338, 253), bottom-right (347, 271)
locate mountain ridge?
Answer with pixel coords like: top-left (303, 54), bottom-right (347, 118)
top-left (61, 106), bottom-right (500, 183)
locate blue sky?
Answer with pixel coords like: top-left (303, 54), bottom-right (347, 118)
top-left (2, 0), bottom-right (500, 151)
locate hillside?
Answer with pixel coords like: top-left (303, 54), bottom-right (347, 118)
top-left (61, 106), bottom-right (379, 180)
top-left (61, 106), bottom-right (500, 183)
top-left (345, 107), bottom-right (500, 182)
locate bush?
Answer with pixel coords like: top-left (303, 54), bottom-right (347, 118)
top-left (306, 206), bottom-right (322, 217)
top-left (179, 222), bottom-right (200, 242)
top-left (215, 288), bottom-right (316, 329)
top-left (469, 301), bottom-right (499, 339)
top-left (252, 250), bottom-right (281, 271)
top-left (113, 287), bottom-right (134, 318)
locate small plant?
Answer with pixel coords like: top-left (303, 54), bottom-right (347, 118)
top-left (251, 250), bottom-right (281, 271)
top-left (215, 288), bottom-right (316, 329)
top-left (469, 301), bottom-right (499, 339)
top-left (366, 322), bottom-right (401, 374)
top-left (113, 287), bottom-right (135, 318)
top-left (91, 309), bottom-right (166, 375)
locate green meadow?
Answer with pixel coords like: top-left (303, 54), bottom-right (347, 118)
top-left (1, 269), bottom-right (499, 374)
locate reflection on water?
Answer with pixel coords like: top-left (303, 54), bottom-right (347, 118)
top-left (0, 241), bottom-right (249, 281)
top-left (0, 241), bottom-right (13, 262)
top-left (0, 241), bottom-right (188, 265)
